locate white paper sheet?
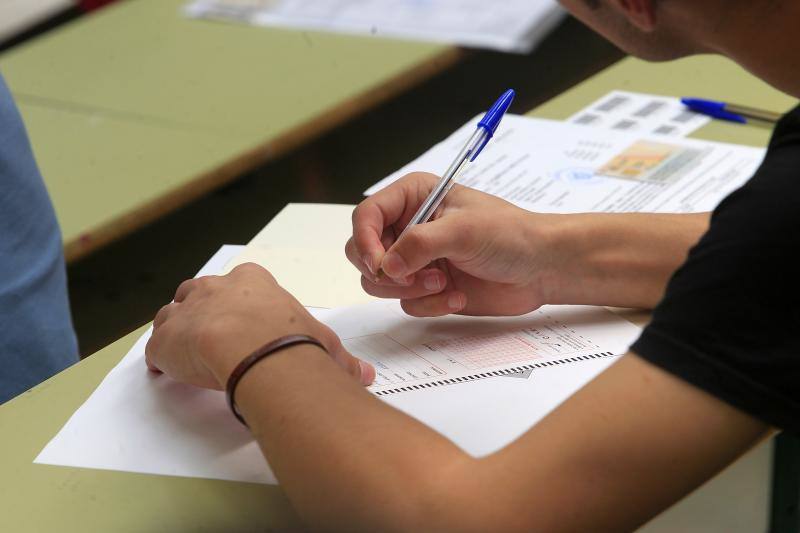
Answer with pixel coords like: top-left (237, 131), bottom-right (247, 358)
top-left (247, 203), bottom-right (356, 251)
top-left (184, 0), bottom-right (564, 53)
top-left (36, 245), bottom-right (640, 484)
top-left (365, 115), bottom-right (765, 214)
top-left (227, 203), bottom-right (375, 309)
top-left (566, 90), bottom-right (711, 137)
top-left (225, 246), bottom-right (376, 308)
top-left (322, 300), bottom-right (636, 395)
top-left (35, 245), bottom-right (282, 483)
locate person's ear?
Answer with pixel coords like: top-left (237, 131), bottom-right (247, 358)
top-left (612, 0), bottom-right (657, 31)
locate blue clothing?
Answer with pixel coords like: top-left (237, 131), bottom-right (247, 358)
top-left (0, 74), bottom-right (78, 403)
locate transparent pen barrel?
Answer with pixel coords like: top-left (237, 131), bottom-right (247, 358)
top-left (406, 128), bottom-right (488, 228)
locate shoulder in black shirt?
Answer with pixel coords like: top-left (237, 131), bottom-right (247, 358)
top-left (631, 106), bottom-right (800, 434)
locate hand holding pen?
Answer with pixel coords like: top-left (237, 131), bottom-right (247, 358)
top-left (346, 171), bottom-right (560, 317)
top-left (394, 89), bottom-right (516, 241)
top-left (371, 89), bottom-right (515, 282)
top-left (343, 90), bottom-right (571, 317)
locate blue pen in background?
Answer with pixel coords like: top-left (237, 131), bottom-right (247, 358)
top-left (681, 97), bottom-right (782, 124)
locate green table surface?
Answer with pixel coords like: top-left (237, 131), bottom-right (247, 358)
top-left (1, 54), bottom-right (794, 532)
top-left (0, 0), bottom-right (459, 261)
top-left (533, 53), bottom-right (796, 145)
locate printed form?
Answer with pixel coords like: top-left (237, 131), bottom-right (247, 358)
top-left (366, 115), bottom-right (766, 213)
top-left (566, 90), bottom-right (711, 137)
top-left (324, 301), bottom-right (634, 396)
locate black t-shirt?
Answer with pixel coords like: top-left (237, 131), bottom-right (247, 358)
top-left (631, 106), bottom-right (800, 434)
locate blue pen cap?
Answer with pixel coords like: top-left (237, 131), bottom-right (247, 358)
top-left (681, 97), bottom-right (746, 124)
top-left (471, 89), bottom-right (515, 161)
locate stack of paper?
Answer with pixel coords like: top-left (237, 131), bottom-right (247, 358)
top-left (184, 0), bottom-right (565, 53)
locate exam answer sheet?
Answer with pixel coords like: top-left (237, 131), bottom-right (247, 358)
top-left (36, 246), bottom-right (640, 485)
top-left (366, 115), bottom-right (765, 213)
top-left (184, 0), bottom-right (564, 53)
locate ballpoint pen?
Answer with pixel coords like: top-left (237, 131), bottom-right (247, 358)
top-left (405, 89), bottom-right (516, 233)
top-left (681, 97), bottom-right (782, 124)
top-left (376, 89), bottom-right (515, 279)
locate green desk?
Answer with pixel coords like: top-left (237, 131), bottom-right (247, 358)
top-left (1, 54), bottom-right (795, 532)
top-left (0, 0), bottom-right (460, 261)
top-left (532, 53), bottom-right (795, 145)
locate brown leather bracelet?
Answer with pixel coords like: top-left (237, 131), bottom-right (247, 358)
top-left (225, 334), bottom-right (327, 426)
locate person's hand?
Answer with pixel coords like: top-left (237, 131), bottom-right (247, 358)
top-left (345, 172), bottom-right (563, 317)
top-left (145, 263), bottom-right (375, 389)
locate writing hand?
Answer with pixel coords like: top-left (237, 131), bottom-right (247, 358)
top-left (346, 172), bottom-right (561, 317)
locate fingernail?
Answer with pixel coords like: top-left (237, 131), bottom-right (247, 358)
top-left (358, 360), bottom-right (376, 385)
top-left (448, 293), bottom-right (464, 311)
top-left (424, 273), bottom-right (441, 291)
top-left (382, 252), bottom-right (407, 278)
top-left (362, 254), bottom-right (374, 275)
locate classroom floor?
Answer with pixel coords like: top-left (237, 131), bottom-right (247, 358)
top-left (65, 15), bottom-right (623, 356)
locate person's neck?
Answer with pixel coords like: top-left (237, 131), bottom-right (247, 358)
top-left (694, 1), bottom-right (800, 98)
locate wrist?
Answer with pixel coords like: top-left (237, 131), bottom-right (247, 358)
top-left (233, 341), bottom-right (333, 426)
top-left (520, 211), bottom-right (575, 305)
top-left (535, 213), bottom-right (703, 308)
top-left (521, 212), bottom-right (625, 306)
top-left (226, 335), bottom-right (328, 425)
top-left (197, 315), bottom-right (324, 388)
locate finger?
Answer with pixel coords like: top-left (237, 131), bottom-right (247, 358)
top-left (317, 323), bottom-right (375, 386)
top-left (380, 226), bottom-right (397, 251)
top-left (144, 334), bottom-right (163, 373)
top-left (351, 201), bottom-right (389, 276)
top-left (381, 216), bottom-right (469, 279)
top-left (400, 290), bottom-right (467, 318)
top-left (330, 347), bottom-right (376, 386)
top-left (174, 274), bottom-right (224, 303)
top-left (229, 262), bottom-right (276, 282)
top-left (345, 237), bottom-right (374, 280)
top-left (368, 272), bottom-right (416, 287)
top-left (352, 172), bottom-right (439, 275)
top-left (347, 232), bottom-right (414, 285)
top-left (145, 356), bottom-right (161, 373)
top-left (174, 279), bottom-right (197, 303)
top-left (361, 268), bottom-right (446, 299)
top-left (153, 302), bottom-right (178, 329)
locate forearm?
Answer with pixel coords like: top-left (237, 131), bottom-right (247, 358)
top-left (214, 342), bottom-right (766, 533)
top-left (541, 212), bottom-right (711, 309)
top-left (232, 345), bottom-right (475, 532)
top-left (150, 256), bottom-right (768, 532)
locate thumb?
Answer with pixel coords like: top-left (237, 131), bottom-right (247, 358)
top-left (317, 323), bottom-right (376, 386)
top-left (330, 346), bottom-right (376, 386)
top-left (381, 217), bottom-right (466, 279)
